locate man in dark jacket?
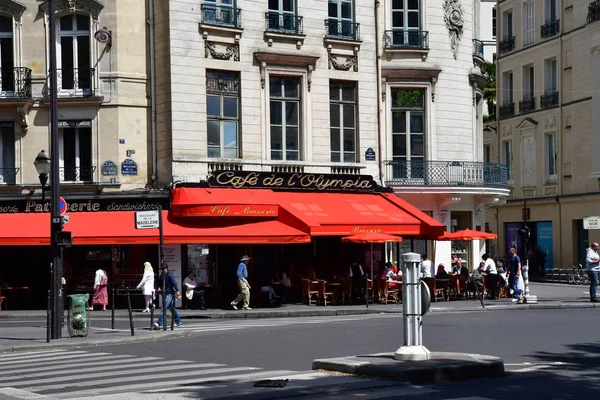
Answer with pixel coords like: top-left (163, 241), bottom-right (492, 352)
top-left (153, 264), bottom-right (182, 329)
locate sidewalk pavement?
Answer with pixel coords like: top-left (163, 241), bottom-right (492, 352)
top-left (0, 282), bottom-right (595, 353)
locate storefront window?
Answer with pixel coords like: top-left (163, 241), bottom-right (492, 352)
top-left (187, 245), bottom-right (211, 283)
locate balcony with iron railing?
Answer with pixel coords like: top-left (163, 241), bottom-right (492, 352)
top-left (588, 0), bottom-right (600, 23)
top-left (384, 29), bottom-right (429, 50)
top-left (541, 18), bottom-right (560, 38)
top-left (384, 161), bottom-right (508, 188)
top-left (541, 90), bottom-right (559, 108)
top-left (473, 39), bottom-right (484, 61)
top-left (56, 68), bottom-right (95, 98)
top-left (499, 36), bottom-right (515, 54)
top-left (0, 168), bottom-right (19, 185)
top-left (265, 12), bottom-right (303, 34)
top-left (324, 19), bottom-right (360, 41)
top-left (60, 166), bottom-right (96, 183)
top-left (0, 67), bottom-right (32, 99)
top-left (519, 96), bottom-right (536, 113)
top-left (500, 101), bottom-right (515, 119)
top-left (201, 4), bottom-right (242, 28)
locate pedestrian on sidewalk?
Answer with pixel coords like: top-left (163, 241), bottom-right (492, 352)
top-left (137, 262), bottom-right (155, 312)
top-left (88, 268), bottom-right (108, 311)
top-left (231, 255), bottom-right (252, 310)
top-left (585, 242), bottom-right (600, 303)
top-left (153, 264), bottom-right (182, 329)
top-left (420, 255), bottom-right (433, 278)
top-left (482, 254), bottom-right (498, 299)
top-left (508, 247), bottom-right (522, 303)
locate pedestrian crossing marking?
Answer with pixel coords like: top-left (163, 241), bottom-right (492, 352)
top-left (0, 354), bottom-right (137, 371)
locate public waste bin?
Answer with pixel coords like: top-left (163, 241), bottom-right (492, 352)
top-left (67, 294), bottom-right (90, 337)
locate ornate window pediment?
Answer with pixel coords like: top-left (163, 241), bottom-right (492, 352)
top-left (39, 0), bottom-right (104, 20)
top-left (0, 1), bottom-right (26, 21)
top-left (516, 117), bottom-right (538, 130)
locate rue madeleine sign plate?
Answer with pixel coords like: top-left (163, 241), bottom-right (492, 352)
top-left (135, 210), bottom-right (160, 229)
top-left (208, 170), bottom-right (377, 193)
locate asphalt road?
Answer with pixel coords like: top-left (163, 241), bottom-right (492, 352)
top-left (2, 308), bottom-right (600, 399)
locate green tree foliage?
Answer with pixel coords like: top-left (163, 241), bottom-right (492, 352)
top-left (481, 62), bottom-right (496, 119)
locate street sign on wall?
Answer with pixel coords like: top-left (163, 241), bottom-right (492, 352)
top-left (135, 210), bottom-right (160, 229)
top-left (584, 216), bottom-right (600, 230)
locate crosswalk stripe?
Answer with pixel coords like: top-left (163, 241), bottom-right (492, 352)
top-left (0, 350), bottom-right (87, 363)
top-left (52, 369), bottom-right (298, 399)
top-left (0, 354), bottom-right (137, 372)
top-left (33, 366), bottom-right (260, 392)
top-left (6, 364), bottom-right (231, 387)
top-left (1, 361), bottom-right (223, 382)
top-left (0, 352), bottom-right (115, 367)
top-left (0, 349), bottom-right (67, 359)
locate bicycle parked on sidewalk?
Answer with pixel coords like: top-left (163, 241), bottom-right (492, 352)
top-left (569, 264), bottom-right (590, 285)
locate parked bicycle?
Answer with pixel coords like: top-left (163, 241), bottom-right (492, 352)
top-left (569, 264), bottom-right (590, 285)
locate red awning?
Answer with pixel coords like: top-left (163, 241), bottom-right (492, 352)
top-left (0, 211), bottom-right (311, 246)
top-left (172, 188), bottom-right (444, 238)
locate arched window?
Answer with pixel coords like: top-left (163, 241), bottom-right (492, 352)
top-left (57, 14), bottom-right (91, 96)
top-left (0, 16), bottom-right (13, 94)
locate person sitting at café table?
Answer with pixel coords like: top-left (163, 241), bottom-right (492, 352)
top-left (435, 264), bottom-right (450, 289)
top-left (305, 264), bottom-right (317, 282)
top-left (472, 262), bottom-right (485, 292)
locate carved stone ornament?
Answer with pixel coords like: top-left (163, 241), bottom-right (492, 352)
top-left (67, 0), bottom-right (77, 12)
top-left (205, 41), bottom-right (240, 62)
top-left (443, 0), bottom-right (464, 59)
top-left (545, 116), bottom-right (556, 128)
top-left (328, 54), bottom-right (358, 72)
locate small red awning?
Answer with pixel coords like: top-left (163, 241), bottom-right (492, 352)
top-left (0, 211), bottom-right (311, 246)
top-left (172, 188), bottom-right (444, 238)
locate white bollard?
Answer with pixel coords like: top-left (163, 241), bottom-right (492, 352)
top-left (395, 252), bottom-right (431, 361)
top-left (522, 260), bottom-right (538, 304)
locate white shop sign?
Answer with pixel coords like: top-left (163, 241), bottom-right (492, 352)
top-left (135, 210), bottom-right (160, 229)
top-left (584, 216), bottom-right (600, 230)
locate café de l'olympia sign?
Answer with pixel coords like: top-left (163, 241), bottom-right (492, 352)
top-left (207, 170), bottom-right (378, 193)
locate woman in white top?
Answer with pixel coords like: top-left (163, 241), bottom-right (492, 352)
top-left (136, 262), bottom-right (155, 312)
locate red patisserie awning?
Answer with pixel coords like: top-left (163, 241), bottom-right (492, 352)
top-left (0, 211), bottom-right (311, 245)
top-left (172, 187), bottom-right (444, 238)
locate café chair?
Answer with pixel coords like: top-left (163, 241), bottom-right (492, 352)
top-left (424, 277), bottom-right (446, 302)
top-left (340, 276), bottom-right (352, 305)
top-left (318, 280), bottom-right (336, 306)
top-left (302, 279), bottom-right (319, 306)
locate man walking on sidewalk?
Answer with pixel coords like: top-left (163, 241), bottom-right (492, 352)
top-left (586, 242), bottom-right (600, 303)
top-left (231, 255), bottom-right (252, 310)
top-left (508, 247), bottom-right (522, 303)
top-left (153, 264), bottom-right (182, 329)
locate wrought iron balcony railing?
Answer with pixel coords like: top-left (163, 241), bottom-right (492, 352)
top-left (0, 168), bottom-right (19, 185)
top-left (265, 12), bottom-right (303, 34)
top-left (473, 39), bottom-right (484, 59)
top-left (201, 4), bottom-right (241, 28)
top-left (500, 36), bottom-right (515, 54)
top-left (588, 0), bottom-right (600, 23)
top-left (60, 166), bottom-right (96, 183)
top-left (0, 67), bottom-right (32, 99)
top-left (384, 29), bottom-right (429, 50)
top-left (324, 19), bottom-right (360, 41)
top-left (541, 18), bottom-right (560, 38)
top-left (56, 68), bottom-right (95, 97)
top-left (519, 96), bottom-right (535, 113)
top-left (499, 101), bottom-right (515, 119)
top-left (384, 160), bottom-right (508, 187)
top-left (541, 90), bottom-right (559, 108)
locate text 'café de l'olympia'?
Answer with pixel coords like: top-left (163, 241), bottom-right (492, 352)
top-left (0, 170), bottom-right (444, 309)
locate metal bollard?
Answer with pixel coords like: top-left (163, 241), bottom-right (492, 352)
top-left (395, 252), bottom-right (430, 361)
top-left (46, 290), bottom-right (51, 343)
top-left (111, 288), bottom-right (115, 331)
top-left (170, 295), bottom-right (175, 331)
top-left (126, 287), bottom-right (135, 336)
top-left (150, 302), bottom-right (154, 331)
top-left (522, 261), bottom-right (537, 304)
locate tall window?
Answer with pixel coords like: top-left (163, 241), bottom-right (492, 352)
top-left (329, 81), bottom-right (357, 162)
top-left (59, 126), bottom-right (92, 182)
top-left (502, 10), bottom-right (513, 39)
top-left (483, 143), bottom-right (492, 164)
top-left (522, 64), bottom-right (534, 99)
top-left (546, 132), bottom-right (557, 181)
top-left (391, 88), bottom-right (425, 178)
top-left (492, 7), bottom-right (497, 38)
top-left (268, 0), bottom-right (296, 31)
top-left (544, 57), bottom-right (557, 92)
top-left (203, 0), bottom-right (236, 26)
top-left (57, 14), bottom-right (91, 95)
top-left (502, 71), bottom-right (514, 104)
top-left (392, 0), bottom-right (420, 46)
top-left (523, 1), bottom-right (535, 46)
top-left (206, 70), bottom-right (240, 158)
top-left (270, 77), bottom-right (300, 161)
top-left (545, 0), bottom-right (557, 21)
top-left (327, 0), bottom-right (354, 38)
top-left (502, 140), bottom-right (513, 181)
top-left (0, 123), bottom-right (15, 184)
top-left (0, 16), bottom-right (13, 94)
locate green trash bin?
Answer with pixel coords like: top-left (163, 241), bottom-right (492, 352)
top-left (67, 294), bottom-right (90, 337)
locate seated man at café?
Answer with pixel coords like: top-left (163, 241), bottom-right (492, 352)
top-left (452, 255), bottom-right (470, 282)
top-left (383, 262), bottom-right (401, 289)
top-left (472, 262), bottom-right (485, 293)
top-left (183, 271), bottom-right (206, 310)
top-left (260, 268), bottom-right (281, 304)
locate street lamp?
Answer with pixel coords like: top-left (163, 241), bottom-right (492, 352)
top-left (34, 150), bottom-right (51, 202)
